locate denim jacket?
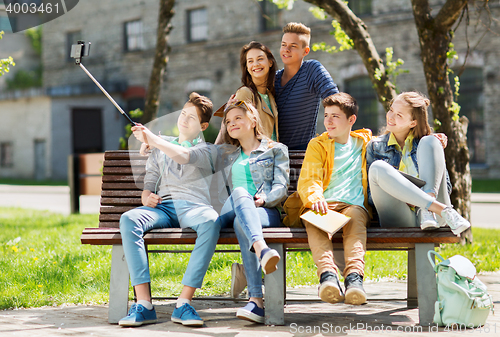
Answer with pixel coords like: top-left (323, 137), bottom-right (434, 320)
top-left (366, 133), bottom-right (452, 205)
top-left (188, 139), bottom-right (290, 208)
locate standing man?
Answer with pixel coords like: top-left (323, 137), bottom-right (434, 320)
top-left (275, 22), bottom-right (339, 150)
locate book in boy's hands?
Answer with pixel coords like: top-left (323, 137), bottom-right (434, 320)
top-left (399, 171), bottom-right (426, 188)
top-left (300, 209), bottom-right (351, 236)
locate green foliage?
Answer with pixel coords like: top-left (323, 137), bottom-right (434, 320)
top-left (3, 27), bottom-right (42, 89)
top-left (0, 31), bottom-right (16, 76)
top-left (446, 38), bottom-right (462, 120)
top-left (203, 123), bottom-right (220, 144)
top-left (119, 109), bottom-right (144, 150)
top-left (6, 67), bottom-right (42, 89)
top-left (270, 0), bottom-right (295, 10)
top-left (372, 48), bottom-right (409, 93)
top-left (309, 6), bottom-right (328, 20)
top-left (446, 42), bottom-right (458, 66)
top-left (449, 75), bottom-right (461, 121)
top-left (434, 118), bottom-right (442, 132)
top-left (312, 20), bottom-right (354, 54)
top-left (25, 27), bottom-right (42, 56)
top-left (384, 47), bottom-right (409, 92)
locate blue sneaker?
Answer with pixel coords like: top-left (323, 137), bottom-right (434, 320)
top-left (118, 303), bottom-right (157, 327)
top-left (236, 301), bottom-right (264, 324)
top-left (171, 303), bottom-right (204, 327)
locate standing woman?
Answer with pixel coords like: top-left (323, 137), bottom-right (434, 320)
top-left (366, 91), bottom-right (470, 235)
top-left (215, 41), bottom-right (279, 141)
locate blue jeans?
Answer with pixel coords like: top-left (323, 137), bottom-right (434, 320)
top-left (119, 200), bottom-right (220, 288)
top-left (217, 187), bottom-right (281, 298)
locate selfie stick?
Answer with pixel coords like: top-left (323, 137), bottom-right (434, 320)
top-left (78, 63), bottom-right (137, 125)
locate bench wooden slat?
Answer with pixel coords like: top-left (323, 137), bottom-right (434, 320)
top-left (100, 197), bottom-right (143, 206)
top-left (102, 175), bottom-right (141, 183)
top-left (102, 182), bottom-right (144, 190)
top-left (103, 167), bottom-right (137, 175)
top-left (99, 222), bottom-right (120, 228)
top-left (82, 227), bottom-right (460, 245)
top-left (104, 151), bottom-right (145, 160)
top-left (103, 159), bottom-right (147, 167)
top-left (101, 190), bottom-right (143, 198)
top-left (100, 206), bottom-right (136, 214)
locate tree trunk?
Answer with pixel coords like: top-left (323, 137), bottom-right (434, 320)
top-left (304, 0), bottom-right (397, 110)
top-left (141, 0), bottom-right (176, 124)
top-left (411, 0), bottom-right (472, 242)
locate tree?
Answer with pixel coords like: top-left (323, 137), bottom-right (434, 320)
top-left (141, 0), bottom-right (176, 124)
top-left (298, 0), bottom-right (473, 236)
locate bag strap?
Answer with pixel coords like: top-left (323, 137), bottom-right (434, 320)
top-left (428, 250), bottom-right (445, 271)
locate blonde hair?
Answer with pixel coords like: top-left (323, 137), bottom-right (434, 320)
top-left (223, 101), bottom-right (267, 147)
top-left (392, 91), bottom-right (432, 139)
top-left (283, 22), bottom-right (311, 48)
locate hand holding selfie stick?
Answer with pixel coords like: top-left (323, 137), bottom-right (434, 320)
top-left (70, 41), bottom-right (137, 126)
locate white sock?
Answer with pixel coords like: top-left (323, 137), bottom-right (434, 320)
top-left (137, 300), bottom-right (153, 310)
top-left (176, 298), bottom-right (191, 308)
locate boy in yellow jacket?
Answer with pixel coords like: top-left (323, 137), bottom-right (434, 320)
top-left (284, 92), bottom-right (372, 305)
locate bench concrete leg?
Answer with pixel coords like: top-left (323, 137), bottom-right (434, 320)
top-left (415, 243), bottom-right (437, 326)
top-left (108, 244), bottom-right (130, 324)
top-left (407, 249), bottom-right (418, 308)
top-left (264, 243), bottom-right (285, 326)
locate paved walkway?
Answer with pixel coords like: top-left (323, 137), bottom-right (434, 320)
top-left (1, 272), bottom-right (498, 336)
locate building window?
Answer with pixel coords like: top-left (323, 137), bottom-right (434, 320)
top-left (1, 142), bottom-right (13, 168)
top-left (345, 76), bottom-right (379, 133)
top-left (187, 8), bottom-right (208, 42)
top-left (260, 0), bottom-right (281, 32)
top-left (349, 0), bottom-right (372, 16)
top-left (66, 30), bottom-right (82, 62)
top-left (451, 68), bottom-right (485, 164)
top-left (124, 20), bottom-right (145, 51)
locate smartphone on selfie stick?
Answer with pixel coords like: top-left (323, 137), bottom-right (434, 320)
top-left (70, 41), bottom-right (137, 126)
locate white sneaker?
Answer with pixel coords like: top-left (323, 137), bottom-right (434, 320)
top-left (418, 208), bottom-right (439, 230)
top-left (441, 207), bottom-right (471, 235)
top-left (230, 263), bottom-right (247, 298)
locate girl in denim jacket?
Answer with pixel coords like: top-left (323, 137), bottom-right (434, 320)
top-left (137, 100), bottom-right (290, 324)
top-left (212, 100), bottom-right (289, 323)
top-left (366, 92), bottom-right (470, 235)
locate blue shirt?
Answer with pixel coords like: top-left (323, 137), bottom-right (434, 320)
top-left (275, 59), bottom-right (338, 149)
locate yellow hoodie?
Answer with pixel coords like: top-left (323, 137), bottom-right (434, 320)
top-left (283, 129), bottom-right (373, 228)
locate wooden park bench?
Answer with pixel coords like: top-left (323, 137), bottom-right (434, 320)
top-left (80, 150), bottom-right (460, 326)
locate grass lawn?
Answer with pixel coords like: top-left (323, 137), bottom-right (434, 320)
top-left (0, 178), bottom-right (67, 186)
top-left (472, 179), bottom-right (500, 193)
top-left (1, 207), bottom-right (499, 309)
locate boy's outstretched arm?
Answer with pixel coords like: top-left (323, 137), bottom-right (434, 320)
top-left (132, 124), bottom-right (190, 165)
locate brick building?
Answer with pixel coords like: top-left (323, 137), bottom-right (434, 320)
top-left (2, 0), bottom-right (499, 180)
